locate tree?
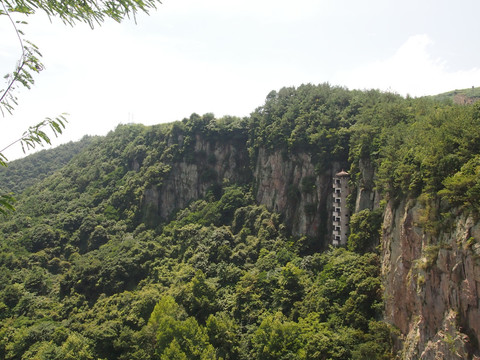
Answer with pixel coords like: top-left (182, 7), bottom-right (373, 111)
top-left (251, 312), bottom-right (305, 360)
top-left (347, 209), bottom-right (383, 254)
top-left (148, 296), bottom-right (215, 359)
top-left (0, 0), bottom-right (162, 214)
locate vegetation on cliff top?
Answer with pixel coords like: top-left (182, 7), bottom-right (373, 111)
top-left (430, 86), bottom-right (480, 104)
top-left (1, 83), bottom-right (479, 358)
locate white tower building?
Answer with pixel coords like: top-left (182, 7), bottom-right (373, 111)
top-left (332, 170), bottom-right (350, 246)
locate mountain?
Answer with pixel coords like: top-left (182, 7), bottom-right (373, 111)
top-left (0, 136), bottom-right (96, 194)
top-left (0, 83), bottom-right (479, 359)
top-left (431, 86), bottom-right (480, 105)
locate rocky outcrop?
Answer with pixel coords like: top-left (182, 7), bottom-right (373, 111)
top-left (144, 136), bottom-right (341, 243)
top-left (144, 134), bottom-right (251, 223)
top-left (354, 158), bottom-right (380, 212)
top-left (253, 147), bottom-right (336, 241)
top-left (382, 200), bottom-right (480, 359)
top-left (141, 136), bottom-right (350, 245)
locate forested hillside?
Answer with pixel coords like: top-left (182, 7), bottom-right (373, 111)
top-left (0, 136), bottom-right (96, 194)
top-left (1, 83), bottom-right (479, 359)
top-left (431, 86), bottom-right (480, 105)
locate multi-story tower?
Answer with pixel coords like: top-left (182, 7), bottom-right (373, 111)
top-left (332, 170), bottom-right (350, 246)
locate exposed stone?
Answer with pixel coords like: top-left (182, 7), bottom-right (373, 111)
top-left (143, 134), bottom-right (251, 224)
top-left (253, 147), bottom-right (332, 240)
top-left (142, 132), bottom-right (348, 244)
top-left (419, 310), bottom-right (469, 360)
top-left (383, 200), bottom-right (480, 358)
top-left (355, 158), bottom-right (379, 212)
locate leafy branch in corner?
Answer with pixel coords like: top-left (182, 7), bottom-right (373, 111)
top-left (0, 0), bottom-right (161, 216)
top-left (0, 114), bottom-right (69, 162)
top-left (1, 0), bottom-right (161, 28)
top-left (0, 0), bottom-right (44, 116)
top-left (0, 193), bottom-right (16, 215)
top-left (0, 115), bottom-right (67, 216)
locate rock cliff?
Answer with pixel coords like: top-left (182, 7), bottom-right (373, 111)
top-left (253, 148), bottom-right (336, 240)
top-left (382, 200), bottom-right (480, 359)
top-left (354, 158), bottom-right (380, 212)
top-left (144, 134), bottom-right (251, 222)
top-left (144, 134), bottom-right (339, 245)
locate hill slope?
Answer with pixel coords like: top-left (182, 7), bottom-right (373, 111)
top-left (430, 86), bottom-right (480, 104)
top-left (0, 136), bottom-right (96, 194)
top-left (1, 83), bottom-right (480, 359)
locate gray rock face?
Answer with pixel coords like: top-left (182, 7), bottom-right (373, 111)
top-left (253, 148), bottom-right (333, 239)
top-left (147, 134), bottom-right (251, 223)
top-left (354, 158), bottom-right (380, 212)
top-left (142, 134), bottom-right (342, 244)
top-left (382, 200), bottom-right (480, 359)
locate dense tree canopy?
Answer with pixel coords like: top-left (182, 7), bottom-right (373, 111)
top-left (1, 83), bottom-right (479, 358)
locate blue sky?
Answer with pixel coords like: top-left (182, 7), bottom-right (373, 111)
top-left (1, 0), bottom-right (480, 159)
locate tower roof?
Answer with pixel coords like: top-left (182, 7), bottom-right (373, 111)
top-left (335, 170), bottom-right (349, 177)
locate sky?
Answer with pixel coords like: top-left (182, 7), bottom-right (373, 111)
top-left (1, 0), bottom-right (480, 160)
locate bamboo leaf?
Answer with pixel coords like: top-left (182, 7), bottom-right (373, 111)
top-left (0, 193), bottom-right (16, 215)
top-left (0, 153), bottom-right (7, 167)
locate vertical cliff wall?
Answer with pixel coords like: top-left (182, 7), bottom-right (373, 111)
top-left (382, 200), bottom-right (480, 359)
top-left (354, 158), bottom-right (380, 213)
top-left (253, 148), bottom-right (335, 241)
top-left (142, 134), bottom-right (251, 223)
top-left (160, 134), bottom-right (251, 217)
top-left (142, 133), bottom-right (340, 245)
top-left (344, 157), bottom-right (480, 358)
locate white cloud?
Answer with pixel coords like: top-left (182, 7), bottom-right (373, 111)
top-left (335, 34), bottom-right (480, 96)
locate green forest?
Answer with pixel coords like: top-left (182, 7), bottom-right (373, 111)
top-left (1, 83), bottom-right (480, 359)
